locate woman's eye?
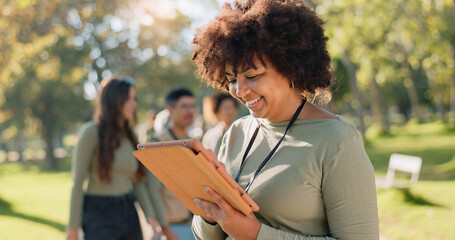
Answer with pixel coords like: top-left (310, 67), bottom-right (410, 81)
top-left (247, 75), bottom-right (259, 80)
top-left (228, 79), bottom-right (237, 84)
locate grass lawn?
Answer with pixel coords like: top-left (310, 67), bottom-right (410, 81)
top-left (0, 162), bottom-right (71, 240)
top-left (366, 121), bottom-right (455, 240)
top-left (0, 121), bottom-right (454, 240)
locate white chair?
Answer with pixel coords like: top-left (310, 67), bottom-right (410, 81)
top-left (376, 153), bottom-right (422, 189)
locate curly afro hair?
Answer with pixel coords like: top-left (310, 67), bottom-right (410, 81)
top-left (192, 0), bottom-right (333, 102)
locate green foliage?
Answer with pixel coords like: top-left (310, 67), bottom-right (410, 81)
top-left (0, 0), bottom-right (199, 169)
top-left (316, 0), bottom-right (454, 127)
top-left (365, 123), bottom-right (392, 139)
top-left (1, 0), bottom-right (455, 169)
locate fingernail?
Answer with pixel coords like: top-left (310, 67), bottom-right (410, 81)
top-left (194, 198), bottom-right (201, 208)
top-left (204, 186), bottom-right (209, 192)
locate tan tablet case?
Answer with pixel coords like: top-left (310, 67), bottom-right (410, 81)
top-left (133, 145), bottom-right (259, 216)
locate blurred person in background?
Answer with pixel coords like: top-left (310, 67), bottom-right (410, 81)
top-left (146, 87), bottom-right (197, 240)
top-left (153, 108), bottom-right (170, 137)
top-left (136, 109), bottom-right (157, 144)
top-left (202, 92), bottom-right (239, 153)
top-left (201, 94), bottom-right (218, 133)
top-left (66, 77), bottom-right (171, 240)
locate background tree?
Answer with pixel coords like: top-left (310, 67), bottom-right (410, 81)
top-left (1, 0), bottom-right (454, 169)
top-left (0, 0), bottom-right (204, 169)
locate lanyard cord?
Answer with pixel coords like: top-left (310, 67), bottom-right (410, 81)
top-left (168, 128), bottom-right (179, 140)
top-left (234, 97), bottom-right (307, 193)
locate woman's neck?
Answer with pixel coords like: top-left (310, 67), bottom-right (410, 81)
top-left (298, 101), bottom-right (338, 120)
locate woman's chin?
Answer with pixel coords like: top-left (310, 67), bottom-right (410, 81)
top-left (250, 110), bottom-right (264, 119)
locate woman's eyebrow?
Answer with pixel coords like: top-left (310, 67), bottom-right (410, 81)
top-left (225, 66), bottom-right (257, 76)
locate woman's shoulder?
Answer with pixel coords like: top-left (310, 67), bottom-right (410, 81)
top-left (293, 116), bottom-right (361, 145)
top-left (321, 116), bottom-right (364, 147)
top-left (79, 121), bottom-right (98, 137)
top-left (328, 116), bottom-right (359, 136)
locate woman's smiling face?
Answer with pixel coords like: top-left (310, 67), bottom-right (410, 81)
top-left (226, 57), bottom-right (299, 122)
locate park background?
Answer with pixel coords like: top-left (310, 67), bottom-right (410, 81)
top-left (1, 0), bottom-right (454, 239)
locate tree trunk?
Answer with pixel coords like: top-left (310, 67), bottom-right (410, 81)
top-left (450, 0), bottom-right (455, 122)
top-left (43, 126), bottom-right (57, 169)
top-left (370, 74), bottom-right (389, 132)
top-left (451, 72), bottom-right (455, 123)
top-left (403, 60), bottom-right (423, 122)
top-left (40, 89), bottom-right (58, 169)
top-left (341, 51), bottom-right (366, 137)
top-left (424, 69), bottom-right (446, 122)
top-left (435, 83), bottom-right (447, 122)
top-left (13, 135), bottom-right (24, 162)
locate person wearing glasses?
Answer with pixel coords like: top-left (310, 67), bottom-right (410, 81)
top-left (67, 77), bottom-right (172, 240)
top-left (145, 87), bottom-right (198, 240)
top-left (190, 0), bottom-right (379, 239)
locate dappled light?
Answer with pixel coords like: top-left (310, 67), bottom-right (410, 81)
top-left (1, 0), bottom-right (455, 239)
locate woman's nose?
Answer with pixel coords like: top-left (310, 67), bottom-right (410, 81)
top-left (235, 79), bottom-right (251, 98)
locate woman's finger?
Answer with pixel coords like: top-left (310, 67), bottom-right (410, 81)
top-left (204, 186), bottom-right (235, 215)
top-left (194, 198), bottom-right (220, 219)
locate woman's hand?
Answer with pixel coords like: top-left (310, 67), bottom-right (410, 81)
top-left (194, 187), bottom-right (261, 240)
top-left (147, 217), bottom-right (160, 240)
top-left (66, 228), bottom-right (78, 240)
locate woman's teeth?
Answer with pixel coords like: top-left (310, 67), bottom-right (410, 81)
top-left (246, 97), bottom-right (261, 105)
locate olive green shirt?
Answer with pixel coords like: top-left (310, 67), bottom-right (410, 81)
top-left (68, 122), bottom-right (165, 228)
top-left (192, 116), bottom-right (379, 239)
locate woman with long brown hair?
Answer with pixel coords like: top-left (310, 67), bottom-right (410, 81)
top-left (67, 77), bottom-right (169, 240)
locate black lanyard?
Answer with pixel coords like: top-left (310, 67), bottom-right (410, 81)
top-left (234, 97), bottom-right (307, 193)
top-left (168, 128), bottom-right (179, 140)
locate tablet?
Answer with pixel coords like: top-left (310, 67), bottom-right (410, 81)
top-left (134, 139), bottom-right (259, 216)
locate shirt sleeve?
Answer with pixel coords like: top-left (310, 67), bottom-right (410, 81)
top-left (133, 179), bottom-right (156, 219)
top-left (257, 224), bottom-right (337, 240)
top-left (321, 134), bottom-right (379, 240)
top-left (145, 170), bottom-right (169, 226)
top-left (68, 123), bottom-right (97, 228)
top-left (192, 215), bottom-right (227, 240)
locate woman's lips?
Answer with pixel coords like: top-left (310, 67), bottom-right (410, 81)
top-left (245, 96), bottom-right (263, 109)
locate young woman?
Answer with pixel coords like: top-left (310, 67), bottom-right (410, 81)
top-left (191, 0), bottom-right (379, 239)
top-left (66, 78), bottom-right (173, 240)
top-left (202, 92), bottom-right (239, 153)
